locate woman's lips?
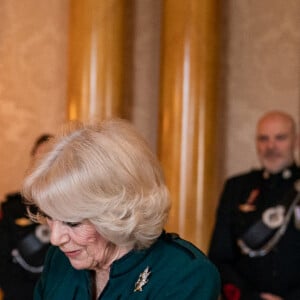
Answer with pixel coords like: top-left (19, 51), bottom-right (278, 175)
top-left (63, 250), bottom-right (81, 258)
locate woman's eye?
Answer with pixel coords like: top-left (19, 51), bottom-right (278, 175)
top-left (38, 210), bottom-right (52, 220)
top-left (64, 222), bottom-right (81, 228)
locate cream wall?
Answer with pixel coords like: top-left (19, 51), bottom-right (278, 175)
top-left (0, 1), bottom-right (69, 200)
top-left (222, 1), bottom-right (300, 180)
top-left (0, 0), bottom-right (161, 201)
top-left (1, 1), bottom-right (300, 203)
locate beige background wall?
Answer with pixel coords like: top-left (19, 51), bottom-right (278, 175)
top-left (0, 1), bottom-right (300, 207)
top-left (0, 1), bottom-right (69, 200)
top-left (221, 1), bottom-right (300, 181)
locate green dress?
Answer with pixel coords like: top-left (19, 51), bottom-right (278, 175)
top-left (34, 232), bottom-right (220, 299)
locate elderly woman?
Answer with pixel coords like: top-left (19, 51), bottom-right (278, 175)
top-left (22, 119), bottom-right (220, 300)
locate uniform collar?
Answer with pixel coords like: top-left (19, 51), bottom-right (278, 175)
top-left (262, 163), bottom-right (298, 181)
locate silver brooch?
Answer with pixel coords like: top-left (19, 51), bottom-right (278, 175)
top-left (134, 266), bottom-right (151, 292)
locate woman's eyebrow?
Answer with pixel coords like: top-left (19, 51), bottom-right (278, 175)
top-left (37, 209), bottom-right (52, 220)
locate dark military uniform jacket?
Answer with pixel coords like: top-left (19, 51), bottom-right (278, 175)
top-left (0, 192), bottom-right (50, 300)
top-left (209, 164), bottom-right (300, 300)
top-left (34, 231), bottom-right (220, 300)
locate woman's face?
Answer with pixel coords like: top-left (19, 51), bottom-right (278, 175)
top-left (46, 217), bottom-right (110, 271)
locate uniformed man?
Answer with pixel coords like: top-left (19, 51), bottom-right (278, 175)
top-left (0, 134), bottom-right (53, 300)
top-left (209, 111), bottom-right (300, 300)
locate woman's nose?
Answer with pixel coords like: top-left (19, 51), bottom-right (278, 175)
top-left (49, 220), bottom-right (69, 246)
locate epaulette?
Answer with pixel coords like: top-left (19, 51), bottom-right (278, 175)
top-left (165, 232), bottom-right (204, 259)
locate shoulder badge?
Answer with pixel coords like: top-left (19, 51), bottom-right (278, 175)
top-left (134, 266), bottom-right (151, 292)
top-left (262, 205), bottom-right (285, 228)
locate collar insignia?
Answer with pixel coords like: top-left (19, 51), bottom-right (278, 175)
top-left (134, 266), bottom-right (151, 292)
top-left (263, 168), bottom-right (292, 180)
top-left (283, 169), bottom-right (292, 179)
top-left (263, 170), bottom-right (270, 179)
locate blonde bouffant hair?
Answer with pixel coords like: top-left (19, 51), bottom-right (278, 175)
top-left (22, 119), bottom-right (170, 250)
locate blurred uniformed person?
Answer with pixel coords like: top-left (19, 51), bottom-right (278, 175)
top-left (209, 111), bottom-right (300, 300)
top-left (0, 134), bottom-right (53, 300)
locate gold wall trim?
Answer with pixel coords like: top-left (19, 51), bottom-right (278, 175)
top-left (158, 0), bottom-right (219, 252)
top-left (68, 0), bottom-right (125, 121)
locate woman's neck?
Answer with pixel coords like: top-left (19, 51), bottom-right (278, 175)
top-left (94, 269), bottom-right (110, 298)
top-left (93, 246), bottom-right (131, 299)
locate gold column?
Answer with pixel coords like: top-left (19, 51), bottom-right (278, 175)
top-left (68, 0), bottom-right (125, 121)
top-left (159, 0), bottom-right (219, 252)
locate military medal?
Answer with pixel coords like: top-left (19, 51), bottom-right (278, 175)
top-left (239, 189), bottom-right (260, 212)
top-left (134, 266), bottom-right (151, 292)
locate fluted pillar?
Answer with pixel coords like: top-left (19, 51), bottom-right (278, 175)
top-left (68, 0), bottom-right (125, 121)
top-left (159, 0), bottom-right (219, 252)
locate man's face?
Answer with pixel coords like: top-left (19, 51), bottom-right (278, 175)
top-left (256, 115), bottom-right (296, 173)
